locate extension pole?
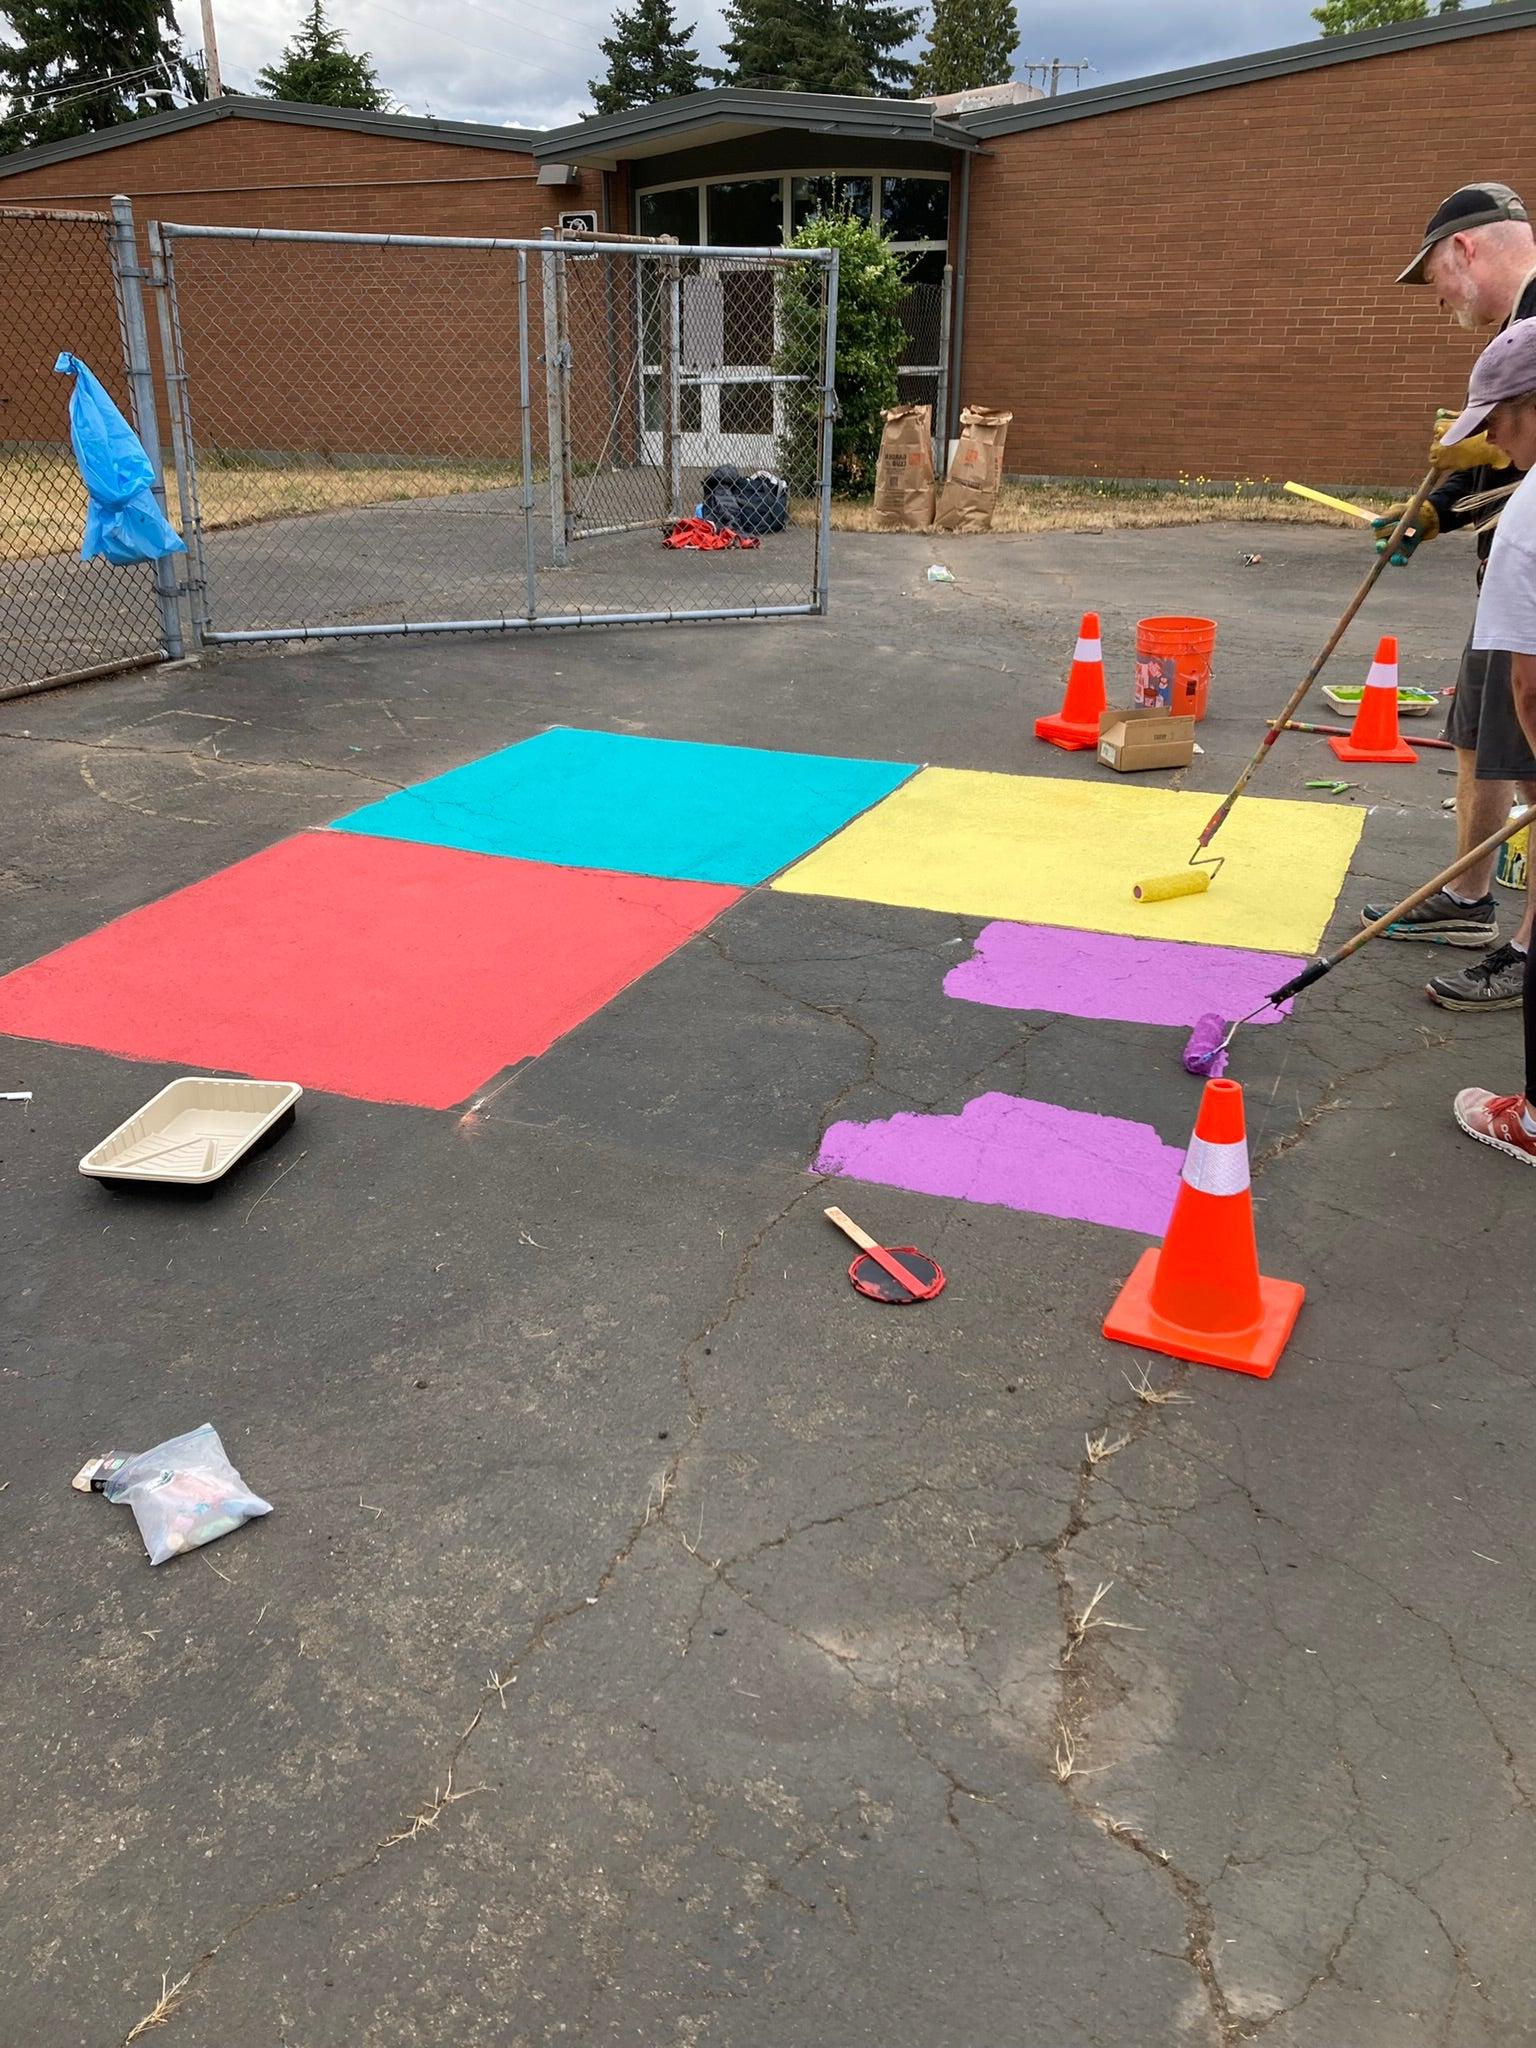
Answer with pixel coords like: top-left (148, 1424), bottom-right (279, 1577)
top-left (1134, 469), bottom-right (1438, 901)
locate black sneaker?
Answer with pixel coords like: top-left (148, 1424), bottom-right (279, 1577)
top-left (1360, 887), bottom-right (1498, 946)
top-left (1427, 942), bottom-right (1528, 1010)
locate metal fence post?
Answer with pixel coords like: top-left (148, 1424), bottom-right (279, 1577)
top-left (517, 250), bottom-right (538, 621)
top-left (665, 253), bottom-right (684, 518)
top-left (107, 194), bottom-right (183, 660)
top-left (145, 221), bottom-right (210, 650)
top-left (539, 229), bottom-right (568, 567)
top-left (815, 248), bottom-right (840, 618)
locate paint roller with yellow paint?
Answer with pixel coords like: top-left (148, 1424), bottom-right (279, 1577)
top-left (1132, 471), bottom-right (1437, 902)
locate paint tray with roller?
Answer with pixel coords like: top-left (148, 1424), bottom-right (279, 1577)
top-left (80, 1076), bottom-right (302, 1187)
top-left (1322, 683), bottom-right (1438, 718)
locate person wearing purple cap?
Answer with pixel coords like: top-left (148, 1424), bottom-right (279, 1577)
top-left (1362, 182), bottom-right (1536, 1014)
top-left (1437, 320), bottom-right (1536, 1166)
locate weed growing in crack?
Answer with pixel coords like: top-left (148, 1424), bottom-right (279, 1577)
top-left (1062, 1581), bottom-right (1143, 1664)
top-left (1084, 1429), bottom-right (1130, 1465)
top-left (124, 1971), bottom-right (193, 2041)
top-left (1123, 1365), bottom-right (1192, 1407)
top-left (382, 1758), bottom-right (486, 1847)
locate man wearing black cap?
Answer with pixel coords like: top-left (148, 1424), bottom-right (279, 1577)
top-left (1363, 181), bottom-right (1536, 1012)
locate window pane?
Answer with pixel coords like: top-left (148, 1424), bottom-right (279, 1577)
top-left (721, 268), bottom-right (775, 367)
top-left (707, 179), bottom-right (783, 247)
top-left (900, 247), bottom-right (947, 286)
top-left (638, 186), bottom-right (700, 243)
top-left (881, 175), bottom-right (949, 244)
top-left (790, 175), bottom-right (872, 233)
top-left (642, 377), bottom-right (702, 433)
top-left (720, 380), bottom-right (775, 436)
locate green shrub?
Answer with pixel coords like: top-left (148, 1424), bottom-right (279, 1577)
top-left (777, 211), bottom-right (910, 497)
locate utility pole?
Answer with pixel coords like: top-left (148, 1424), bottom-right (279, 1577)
top-left (200, 0), bottom-right (223, 96)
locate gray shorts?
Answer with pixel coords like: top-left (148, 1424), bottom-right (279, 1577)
top-left (1445, 639), bottom-right (1536, 780)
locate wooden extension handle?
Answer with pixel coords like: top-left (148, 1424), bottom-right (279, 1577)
top-left (1195, 467), bottom-right (1440, 852)
top-left (824, 1205), bottom-right (879, 1252)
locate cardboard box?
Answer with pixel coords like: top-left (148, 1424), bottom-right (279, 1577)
top-left (1097, 706), bottom-right (1195, 773)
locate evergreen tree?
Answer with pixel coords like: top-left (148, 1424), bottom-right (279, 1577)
top-left (0, 0), bottom-right (199, 154)
top-left (1311, 0), bottom-right (1493, 32)
top-left (912, 0), bottom-right (1017, 94)
top-left (845, 0), bottom-right (919, 93)
top-left (714, 0), bottom-right (915, 94)
top-left (589, 0), bottom-right (702, 113)
top-left (255, 0), bottom-right (390, 108)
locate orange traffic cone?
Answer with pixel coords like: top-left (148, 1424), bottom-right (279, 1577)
top-left (1103, 1078), bottom-right (1304, 1378)
top-left (1035, 612), bottom-right (1107, 751)
top-left (1328, 636), bottom-right (1417, 764)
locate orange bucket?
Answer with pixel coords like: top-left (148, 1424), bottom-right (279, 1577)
top-left (1134, 616), bottom-right (1217, 721)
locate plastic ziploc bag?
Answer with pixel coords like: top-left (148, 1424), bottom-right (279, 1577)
top-left (74, 1423), bottom-right (272, 1565)
top-left (53, 351), bottom-right (187, 566)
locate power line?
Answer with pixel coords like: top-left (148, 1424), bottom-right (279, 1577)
top-left (355, 0), bottom-right (598, 66)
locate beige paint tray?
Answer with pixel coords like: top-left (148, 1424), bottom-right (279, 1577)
top-left (80, 1077), bottom-right (302, 1185)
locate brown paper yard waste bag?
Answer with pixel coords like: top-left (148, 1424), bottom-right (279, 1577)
top-left (935, 406), bottom-right (1012, 533)
top-left (873, 404), bottom-right (936, 531)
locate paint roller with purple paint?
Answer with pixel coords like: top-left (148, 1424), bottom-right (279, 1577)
top-left (1183, 1013), bottom-right (1233, 1077)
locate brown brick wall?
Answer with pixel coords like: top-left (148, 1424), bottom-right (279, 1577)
top-left (0, 111), bottom-right (575, 234)
top-left (0, 112), bottom-right (596, 457)
top-left (962, 30), bottom-right (1536, 484)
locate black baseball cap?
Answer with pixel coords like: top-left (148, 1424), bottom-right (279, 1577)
top-left (1397, 181), bottom-right (1530, 285)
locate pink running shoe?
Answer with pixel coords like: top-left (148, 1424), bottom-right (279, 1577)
top-left (1453, 1089), bottom-right (1536, 1167)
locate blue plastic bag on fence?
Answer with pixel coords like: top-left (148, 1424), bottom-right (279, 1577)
top-left (53, 351), bottom-right (186, 566)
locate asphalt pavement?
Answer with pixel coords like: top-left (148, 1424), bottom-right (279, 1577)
top-left (2, 522), bottom-right (1532, 2048)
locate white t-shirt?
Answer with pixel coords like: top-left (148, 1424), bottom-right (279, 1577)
top-left (1473, 467), bottom-right (1536, 655)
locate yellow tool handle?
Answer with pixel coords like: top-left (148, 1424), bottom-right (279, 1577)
top-left (1283, 480), bottom-right (1379, 523)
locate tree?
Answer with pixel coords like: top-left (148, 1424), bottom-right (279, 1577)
top-left (714, 0), bottom-right (917, 94)
top-left (1311, 0), bottom-right (1496, 32)
top-left (589, 0), bottom-right (701, 113)
top-left (255, 0), bottom-right (389, 108)
top-left (912, 0), bottom-right (1017, 94)
top-left (0, 0), bottom-right (200, 155)
top-left (845, 0), bottom-right (920, 93)
top-left (776, 207), bottom-right (909, 494)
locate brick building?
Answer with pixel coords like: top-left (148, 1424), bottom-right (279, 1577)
top-left (2, 0), bottom-right (1535, 483)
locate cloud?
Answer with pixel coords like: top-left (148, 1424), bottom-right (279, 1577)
top-left (174, 0), bottom-right (1323, 133)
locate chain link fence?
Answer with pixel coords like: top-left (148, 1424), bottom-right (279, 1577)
top-left (0, 205), bottom-right (166, 696)
top-left (150, 222), bottom-right (837, 645)
top-left (895, 270), bottom-right (952, 465)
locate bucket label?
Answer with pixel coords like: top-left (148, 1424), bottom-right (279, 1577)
top-left (1134, 653), bottom-right (1177, 708)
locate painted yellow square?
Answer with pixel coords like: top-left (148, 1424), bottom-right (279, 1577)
top-left (773, 767), bottom-right (1366, 955)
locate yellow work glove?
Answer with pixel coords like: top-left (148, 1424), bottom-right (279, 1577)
top-left (1429, 407), bottom-right (1513, 475)
top-left (1371, 498), bottom-right (1440, 567)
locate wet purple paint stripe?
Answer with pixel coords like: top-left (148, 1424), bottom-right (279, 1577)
top-left (816, 1092), bottom-right (1183, 1236)
top-left (943, 922), bottom-right (1304, 1030)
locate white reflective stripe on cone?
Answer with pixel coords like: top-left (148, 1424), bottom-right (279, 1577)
top-left (1074, 638), bottom-right (1103, 664)
top-left (1182, 1134), bottom-right (1251, 1197)
top-left (1364, 665), bottom-right (1397, 690)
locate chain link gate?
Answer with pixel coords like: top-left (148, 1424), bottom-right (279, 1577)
top-left (0, 202), bottom-right (178, 696)
top-left (147, 221), bottom-right (838, 647)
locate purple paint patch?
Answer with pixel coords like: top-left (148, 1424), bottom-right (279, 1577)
top-left (815, 1091), bottom-right (1184, 1236)
top-left (943, 922), bottom-right (1304, 1031)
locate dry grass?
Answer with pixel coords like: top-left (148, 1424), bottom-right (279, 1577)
top-left (826, 477), bottom-right (1397, 536)
top-left (123, 1972), bottom-right (192, 2041)
top-left (1, 453), bottom-right (517, 561)
top-left (1061, 1581), bottom-right (1143, 1665)
top-left (1123, 1365), bottom-right (1193, 1408)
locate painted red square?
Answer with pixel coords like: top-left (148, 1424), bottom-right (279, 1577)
top-left (0, 833), bottom-right (741, 1110)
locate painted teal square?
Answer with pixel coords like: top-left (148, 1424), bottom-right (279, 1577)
top-left (332, 727), bottom-right (918, 886)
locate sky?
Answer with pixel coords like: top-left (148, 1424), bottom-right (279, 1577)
top-left (171, 0), bottom-right (1328, 132)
